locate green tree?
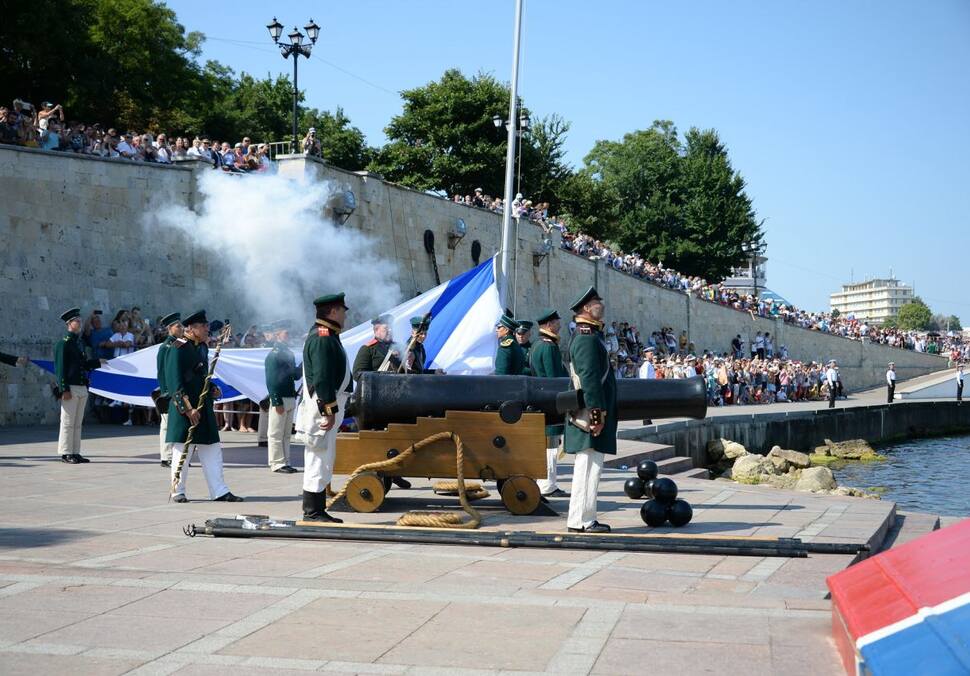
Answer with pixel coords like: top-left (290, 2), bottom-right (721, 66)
top-left (563, 121), bottom-right (762, 280)
top-left (300, 107), bottom-right (372, 170)
top-left (369, 69), bottom-right (572, 201)
top-left (897, 300), bottom-right (933, 331)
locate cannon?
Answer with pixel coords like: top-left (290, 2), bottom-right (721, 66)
top-left (334, 373), bottom-right (706, 515)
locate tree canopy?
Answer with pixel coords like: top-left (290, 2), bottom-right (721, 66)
top-left (897, 299), bottom-right (933, 331)
top-left (561, 121), bottom-right (763, 281)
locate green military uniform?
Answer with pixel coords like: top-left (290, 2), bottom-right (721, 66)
top-left (494, 313), bottom-right (529, 375)
top-left (265, 327), bottom-right (301, 472)
top-left (297, 292), bottom-right (352, 523)
top-left (405, 315), bottom-right (434, 374)
top-left (515, 320), bottom-right (534, 367)
top-left (155, 312), bottom-right (181, 467)
top-left (265, 340), bottom-right (300, 405)
top-left (530, 327), bottom-right (568, 436)
top-left (352, 338), bottom-right (399, 379)
top-left (54, 307), bottom-right (101, 463)
top-left (563, 288), bottom-right (616, 533)
top-left (563, 316), bottom-right (618, 455)
top-left (167, 309), bottom-right (235, 502)
top-left (166, 336), bottom-right (220, 445)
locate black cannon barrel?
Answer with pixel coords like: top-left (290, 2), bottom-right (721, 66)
top-left (351, 373), bottom-right (707, 430)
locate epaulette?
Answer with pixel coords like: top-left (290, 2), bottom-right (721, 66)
top-left (500, 338), bottom-right (514, 347)
top-left (577, 325), bottom-right (594, 335)
top-left (62, 336), bottom-right (70, 342)
top-left (317, 327), bottom-right (330, 337)
top-left (365, 338), bottom-right (378, 346)
top-left (174, 337), bottom-right (190, 347)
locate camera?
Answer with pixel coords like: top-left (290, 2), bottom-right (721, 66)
top-left (13, 99), bottom-right (33, 112)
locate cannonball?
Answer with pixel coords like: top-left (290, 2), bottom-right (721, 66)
top-left (636, 459), bottom-right (659, 482)
top-left (650, 477), bottom-right (678, 505)
top-left (640, 499), bottom-right (668, 527)
top-left (623, 477), bottom-right (646, 500)
top-left (666, 499), bottom-right (693, 527)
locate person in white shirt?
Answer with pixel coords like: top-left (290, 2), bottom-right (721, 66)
top-left (108, 320), bottom-right (136, 425)
top-left (886, 362), bottom-right (896, 403)
top-left (957, 365), bottom-right (965, 402)
top-left (116, 133), bottom-right (135, 159)
top-left (754, 332), bottom-right (766, 360)
top-left (638, 349), bottom-right (656, 379)
top-left (826, 360), bottom-right (839, 408)
top-left (186, 138), bottom-right (203, 158)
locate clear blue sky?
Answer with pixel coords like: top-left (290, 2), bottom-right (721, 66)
top-left (167, 0), bottom-right (970, 321)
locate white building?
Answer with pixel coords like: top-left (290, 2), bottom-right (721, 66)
top-left (829, 278), bottom-right (914, 323)
top-left (721, 254), bottom-right (767, 297)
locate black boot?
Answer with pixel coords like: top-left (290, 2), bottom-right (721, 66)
top-left (61, 454), bottom-right (79, 464)
top-left (302, 490), bottom-right (342, 523)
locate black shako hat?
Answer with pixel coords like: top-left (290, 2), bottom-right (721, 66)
top-left (496, 313), bottom-right (519, 331)
top-left (515, 320), bottom-right (534, 334)
top-left (570, 286), bottom-right (603, 313)
top-left (161, 312), bottom-right (181, 327)
top-left (536, 309), bottom-right (560, 324)
top-left (60, 307), bottom-right (81, 322)
top-left (313, 292), bottom-right (348, 309)
top-left (182, 310), bottom-right (208, 326)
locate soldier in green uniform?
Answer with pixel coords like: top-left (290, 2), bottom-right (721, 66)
top-left (0, 351), bottom-right (27, 367)
top-left (167, 310), bottom-right (242, 503)
top-left (563, 288), bottom-right (617, 533)
top-left (264, 320), bottom-right (300, 474)
top-left (295, 293), bottom-right (352, 522)
top-left (155, 312), bottom-right (182, 468)
top-left (352, 315), bottom-right (400, 379)
top-left (529, 309), bottom-right (569, 498)
top-left (54, 307), bottom-right (103, 463)
top-left (515, 320), bottom-right (534, 366)
top-left (494, 313), bottom-right (529, 375)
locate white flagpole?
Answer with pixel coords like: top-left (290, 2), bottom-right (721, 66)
top-left (498, 0), bottom-right (524, 312)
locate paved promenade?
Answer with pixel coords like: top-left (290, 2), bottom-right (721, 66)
top-left (0, 421), bottom-right (897, 675)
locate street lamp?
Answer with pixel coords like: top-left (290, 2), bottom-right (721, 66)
top-left (493, 104), bottom-right (531, 198)
top-left (267, 17), bottom-right (320, 154)
top-left (741, 240), bottom-right (768, 299)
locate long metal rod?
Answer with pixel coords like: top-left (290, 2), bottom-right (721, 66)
top-left (194, 519), bottom-right (837, 557)
top-left (292, 54), bottom-right (299, 153)
top-left (498, 0), bottom-right (524, 310)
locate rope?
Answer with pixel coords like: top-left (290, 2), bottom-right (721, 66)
top-left (432, 480), bottom-right (490, 501)
top-left (326, 431), bottom-right (483, 529)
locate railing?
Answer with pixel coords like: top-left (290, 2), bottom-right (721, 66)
top-left (266, 141), bottom-right (294, 160)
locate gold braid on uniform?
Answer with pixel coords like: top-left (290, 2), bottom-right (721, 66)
top-left (326, 431), bottom-right (485, 529)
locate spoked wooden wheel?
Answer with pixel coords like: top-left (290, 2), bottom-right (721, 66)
top-left (345, 471), bottom-right (386, 513)
top-left (500, 475), bottom-right (541, 515)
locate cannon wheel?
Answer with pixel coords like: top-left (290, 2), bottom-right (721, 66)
top-left (345, 472), bottom-right (386, 513)
top-left (500, 475), bottom-right (541, 515)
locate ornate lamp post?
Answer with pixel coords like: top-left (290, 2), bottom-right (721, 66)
top-left (493, 107), bottom-right (531, 198)
top-left (267, 17), bottom-right (320, 153)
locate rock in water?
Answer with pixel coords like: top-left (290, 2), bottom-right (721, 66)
top-left (815, 438), bottom-right (879, 460)
top-left (795, 466), bottom-right (837, 492)
top-left (733, 454), bottom-right (774, 480)
top-left (768, 446), bottom-right (811, 469)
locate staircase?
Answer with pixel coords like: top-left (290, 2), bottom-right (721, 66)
top-left (604, 439), bottom-right (708, 480)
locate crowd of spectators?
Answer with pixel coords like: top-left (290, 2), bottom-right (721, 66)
top-left (1, 98), bottom-right (272, 173)
top-left (450, 189), bottom-right (569, 234)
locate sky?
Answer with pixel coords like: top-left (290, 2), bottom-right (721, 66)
top-left (166, 0), bottom-right (970, 320)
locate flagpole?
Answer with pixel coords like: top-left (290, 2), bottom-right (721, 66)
top-left (499, 0), bottom-right (524, 312)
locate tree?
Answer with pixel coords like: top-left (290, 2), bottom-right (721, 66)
top-left (563, 121), bottom-right (763, 280)
top-left (929, 313), bottom-right (962, 333)
top-left (369, 69), bottom-right (572, 201)
top-left (300, 107), bottom-right (372, 170)
top-left (897, 300), bottom-right (933, 331)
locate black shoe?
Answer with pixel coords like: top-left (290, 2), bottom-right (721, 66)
top-left (302, 490), bottom-right (342, 522)
top-left (542, 488), bottom-right (569, 498)
top-left (273, 465), bottom-right (297, 474)
top-left (391, 477), bottom-right (412, 489)
top-left (160, 460), bottom-right (171, 468)
top-left (214, 492), bottom-right (244, 502)
top-left (568, 521), bottom-right (611, 534)
top-left (172, 494), bottom-right (188, 503)
top-left (73, 454), bottom-right (90, 463)
top-left (304, 510), bottom-right (343, 524)
top-left (257, 441), bottom-right (268, 447)
top-left (61, 454), bottom-right (79, 464)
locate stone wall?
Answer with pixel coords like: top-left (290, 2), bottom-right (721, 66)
top-left (0, 147), bottom-right (947, 424)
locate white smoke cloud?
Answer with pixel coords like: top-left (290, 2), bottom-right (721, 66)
top-left (151, 170), bottom-right (400, 328)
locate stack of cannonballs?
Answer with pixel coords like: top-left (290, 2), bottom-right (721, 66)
top-left (623, 459), bottom-right (693, 527)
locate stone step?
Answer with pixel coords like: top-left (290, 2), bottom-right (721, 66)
top-left (667, 467), bottom-right (710, 480)
top-left (879, 510), bottom-right (941, 551)
top-left (655, 456), bottom-right (695, 475)
top-left (606, 440), bottom-right (676, 469)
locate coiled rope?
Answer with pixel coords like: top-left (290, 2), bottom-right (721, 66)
top-left (326, 431), bottom-right (484, 529)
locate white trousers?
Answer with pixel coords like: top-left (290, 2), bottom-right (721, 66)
top-left (303, 432), bottom-right (336, 493)
top-left (57, 385), bottom-right (88, 455)
top-left (567, 449), bottom-right (605, 530)
top-left (257, 404), bottom-right (268, 443)
top-left (170, 442), bottom-right (229, 499)
top-left (536, 435), bottom-right (562, 494)
top-left (159, 413), bottom-right (173, 462)
top-left (268, 397), bottom-right (296, 470)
